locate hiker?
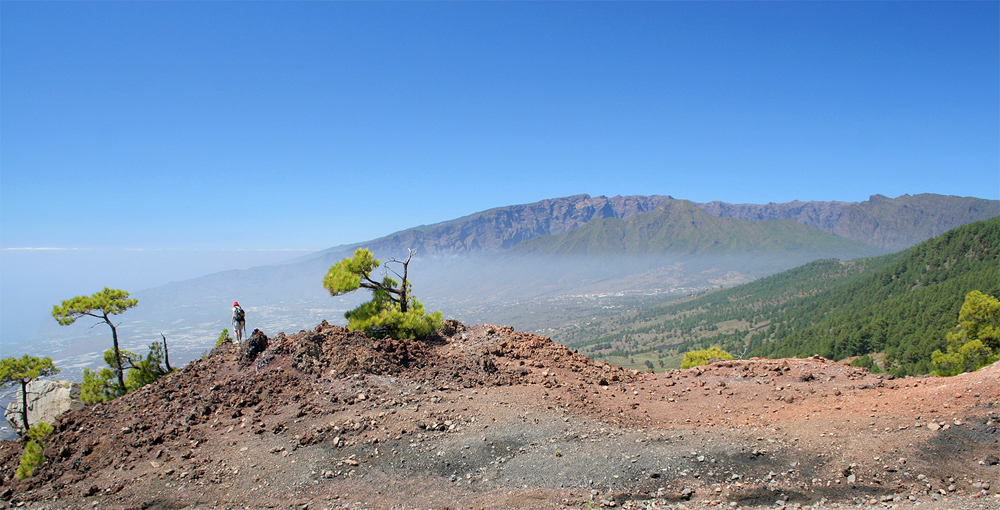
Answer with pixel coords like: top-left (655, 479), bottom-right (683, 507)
top-left (232, 301), bottom-right (246, 343)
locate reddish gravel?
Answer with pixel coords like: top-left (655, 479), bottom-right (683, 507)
top-left (1, 321), bottom-right (997, 510)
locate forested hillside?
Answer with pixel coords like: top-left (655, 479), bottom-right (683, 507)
top-left (566, 217), bottom-right (1000, 376)
top-left (751, 216), bottom-right (999, 374)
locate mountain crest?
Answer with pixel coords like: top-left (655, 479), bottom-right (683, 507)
top-left (509, 199), bottom-right (885, 258)
top-left (695, 193), bottom-right (999, 250)
top-left (324, 194), bottom-right (675, 258)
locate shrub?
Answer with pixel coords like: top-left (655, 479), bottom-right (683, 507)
top-left (347, 301), bottom-right (443, 340)
top-left (681, 347), bottom-right (733, 369)
top-left (81, 342), bottom-right (172, 403)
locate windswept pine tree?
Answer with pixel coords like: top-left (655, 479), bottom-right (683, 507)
top-left (323, 248), bottom-right (443, 340)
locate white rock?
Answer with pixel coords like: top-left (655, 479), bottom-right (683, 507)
top-left (4, 379), bottom-right (84, 436)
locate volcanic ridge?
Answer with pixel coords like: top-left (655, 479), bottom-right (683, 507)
top-left (1, 322), bottom-right (998, 510)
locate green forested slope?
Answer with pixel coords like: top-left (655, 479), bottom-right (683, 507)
top-left (567, 217), bottom-right (1000, 376)
top-left (750, 216), bottom-right (999, 374)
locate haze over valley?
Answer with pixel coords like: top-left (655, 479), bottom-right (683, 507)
top-left (9, 193), bottom-right (996, 383)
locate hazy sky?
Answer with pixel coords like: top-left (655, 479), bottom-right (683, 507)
top-left (1, 2), bottom-right (998, 342)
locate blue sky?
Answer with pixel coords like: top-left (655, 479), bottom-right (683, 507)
top-left (1, 2), bottom-right (998, 341)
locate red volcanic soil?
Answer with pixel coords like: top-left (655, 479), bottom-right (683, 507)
top-left (1, 322), bottom-right (998, 509)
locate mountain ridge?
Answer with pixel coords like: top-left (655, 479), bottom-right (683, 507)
top-left (694, 193), bottom-right (999, 250)
top-left (509, 199), bottom-right (885, 259)
top-left (311, 194), bottom-right (675, 260)
top-left (312, 193), bottom-right (998, 261)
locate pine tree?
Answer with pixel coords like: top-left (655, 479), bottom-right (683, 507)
top-left (323, 248), bottom-right (442, 339)
top-left (0, 355), bottom-right (60, 432)
top-left (52, 288), bottom-right (137, 394)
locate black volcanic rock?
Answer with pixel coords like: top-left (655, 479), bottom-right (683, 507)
top-left (240, 329), bottom-right (269, 366)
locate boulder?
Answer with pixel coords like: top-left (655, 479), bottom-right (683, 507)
top-left (4, 379), bottom-right (84, 437)
top-left (240, 329), bottom-right (269, 366)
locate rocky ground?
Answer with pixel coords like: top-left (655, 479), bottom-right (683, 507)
top-left (0, 321), bottom-right (997, 510)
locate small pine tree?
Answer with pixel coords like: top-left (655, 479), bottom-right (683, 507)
top-left (124, 341), bottom-right (171, 391)
top-left (81, 366), bottom-right (122, 404)
top-left (0, 355), bottom-right (60, 431)
top-left (16, 440), bottom-right (44, 479)
top-left (15, 422), bottom-right (54, 479)
top-left (216, 328), bottom-right (233, 347)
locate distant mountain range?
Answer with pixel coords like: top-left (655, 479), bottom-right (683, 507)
top-left (695, 193), bottom-right (999, 250)
top-left (313, 194), bottom-right (673, 259)
top-left (509, 199), bottom-right (883, 258)
top-left (36, 192), bottom-right (999, 378)
top-left (317, 193), bottom-right (998, 259)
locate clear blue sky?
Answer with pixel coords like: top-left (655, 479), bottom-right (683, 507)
top-left (1, 2), bottom-right (998, 341)
top-left (3, 1), bottom-right (998, 251)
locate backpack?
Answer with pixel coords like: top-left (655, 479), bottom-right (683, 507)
top-left (234, 306), bottom-right (245, 322)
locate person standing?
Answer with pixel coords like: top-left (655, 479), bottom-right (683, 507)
top-left (232, 301), bottom-right (246, 343)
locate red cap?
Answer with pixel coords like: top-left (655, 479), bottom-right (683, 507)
top-left (233, 301), bottom-right (239, 306)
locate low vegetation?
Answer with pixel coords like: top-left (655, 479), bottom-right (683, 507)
top-left (680, 347), bottom-right (733, 369)
top-left (81, 341), bottom-right (174, 404)
top-left (216, 328), bottom-right (233, 347)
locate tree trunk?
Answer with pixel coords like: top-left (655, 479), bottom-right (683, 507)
top-left (107, 314), bottom-right (126, 394)
top-left (161, 333), bottom-right (172, 372)
top-left (20, 379), bottom-right (30, 432)
top-left (399, 251), bottom-right (411, 313)
top-left (399, 278), bottom-right (408, 313)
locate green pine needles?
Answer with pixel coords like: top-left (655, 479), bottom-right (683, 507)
top-left (216, 328), bottom-right (233, 347)
top-left (53, 288), bottom-right (138, 394)
top-left (81, 342), bottom-right (173, 404)
top-left (16, 422), bottom-right (54, 480)
top-left (0, 355), bottom-right (60, 432)
top-left (931, 290), bottom-right (1000, 376)
top-left (323, 248), bottom-right (443, 339)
